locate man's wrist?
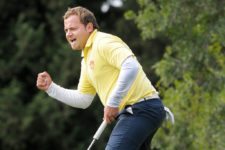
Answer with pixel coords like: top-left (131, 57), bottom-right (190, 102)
top-left (106, 102), bottom-right (120, 108)
top-left (46, 81), bottom-right (55, 93)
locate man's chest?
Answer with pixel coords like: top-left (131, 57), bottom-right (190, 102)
top-left (84, 50), bottom-right (118, 83)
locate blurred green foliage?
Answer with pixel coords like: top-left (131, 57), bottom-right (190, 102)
top-left (126, 0), bottom-right (225, 149)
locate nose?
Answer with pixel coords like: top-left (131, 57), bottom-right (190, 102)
top-left (66, 30), bottom-right (72, 38)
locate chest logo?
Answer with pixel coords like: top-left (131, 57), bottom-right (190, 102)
top-left (89, 60), bottom-right (95, 70)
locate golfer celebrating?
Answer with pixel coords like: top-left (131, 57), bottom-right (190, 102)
top-left (36, 6), bottom-right (165, 150)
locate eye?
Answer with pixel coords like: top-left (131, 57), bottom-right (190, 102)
top-left (71, 27), bottom-right (77, 31)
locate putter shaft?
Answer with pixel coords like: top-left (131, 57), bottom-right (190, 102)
top-left (87, 120), bottom-right (107, 150)
top-left (87, 139), bottom-right (96, 150)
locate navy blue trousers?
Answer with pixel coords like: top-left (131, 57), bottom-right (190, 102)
top-left (105, 99), bottom-right (165, 150)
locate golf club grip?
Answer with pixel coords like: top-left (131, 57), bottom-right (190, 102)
top-left (93, 120), bottom-right (107, 140)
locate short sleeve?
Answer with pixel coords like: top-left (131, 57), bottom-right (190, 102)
top-left (77, 59), bottom-right (96, 95)
top-left (97, 36), bottom-right (134, 69)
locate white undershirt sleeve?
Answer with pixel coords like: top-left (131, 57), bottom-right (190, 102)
top-left (106, 56), bottom-right (139, 107)
top-left (46, 82), bottom-right (95, 109)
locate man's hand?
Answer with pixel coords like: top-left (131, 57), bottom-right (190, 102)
top-left (104, 106), bottom-right (119, 124)
top-left (36, 71), bottom-right (52, 91)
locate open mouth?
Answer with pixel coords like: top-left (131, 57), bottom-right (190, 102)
top-left (71, 39), bottom-right (76, 43)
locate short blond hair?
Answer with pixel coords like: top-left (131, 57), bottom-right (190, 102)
top-left (63, 6), bottom-right (99, 29)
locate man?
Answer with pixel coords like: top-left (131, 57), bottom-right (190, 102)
top-left (36, 6), bottom-right (165, 150)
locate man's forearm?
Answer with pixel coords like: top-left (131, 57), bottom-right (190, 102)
top-left (106, 56), bottom-right (139, 107)
top-left (46, 82), bottom-right (95, 109)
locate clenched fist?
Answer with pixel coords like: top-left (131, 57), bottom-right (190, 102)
top-left (36, 71), bottom-right (52, 91)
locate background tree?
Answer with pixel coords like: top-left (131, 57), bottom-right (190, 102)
top-left (126, 0), bottom-right (225, 149)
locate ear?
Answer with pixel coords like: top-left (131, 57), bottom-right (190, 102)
top-left (86, 22), bottom-right (94, 33)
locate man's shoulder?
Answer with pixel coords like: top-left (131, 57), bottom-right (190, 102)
top-left (96, 31), bottom-right (119, 40)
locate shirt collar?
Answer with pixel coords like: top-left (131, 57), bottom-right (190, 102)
top-left (81, 29), bottom-right (98, 58)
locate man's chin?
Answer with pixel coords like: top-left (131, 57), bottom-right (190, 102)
top-left (71, 45), bottom-right (81, 51)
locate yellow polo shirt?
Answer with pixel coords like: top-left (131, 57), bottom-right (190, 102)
top-left (78, 30), bottom-right (158, 110)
